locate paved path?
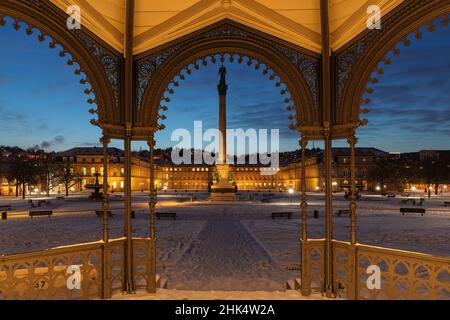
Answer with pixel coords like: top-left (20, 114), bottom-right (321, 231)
top-left (163, 208), bottom-right (290, 291)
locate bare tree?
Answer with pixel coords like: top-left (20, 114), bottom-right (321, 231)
top-left (6, 160), bottom-right (40, 199)
top-left (55, 162), bottom-right (75, 196)
top-left (39, 159), bottom-right (60, 197)
top-left (419, 159), bottom-right (450, 197)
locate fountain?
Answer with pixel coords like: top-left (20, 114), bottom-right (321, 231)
top-left (85, 172), bottom-right (104, 201)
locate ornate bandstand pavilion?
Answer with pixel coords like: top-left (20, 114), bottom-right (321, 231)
top-left (0, 0), bottom-right (449, 300)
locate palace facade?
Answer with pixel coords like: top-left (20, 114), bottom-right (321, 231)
top-left (2, 146), bottom-right (450, 196)
top-left (51, 147), bottom-right (391, 193)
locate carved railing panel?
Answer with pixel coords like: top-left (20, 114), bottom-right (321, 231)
top-left (109, 238), bottom-right (125, 295)
top-left (0, 242), bottom-right (102, 300)
top-left (133, 238), bottom-right (150, 290)
top-left (332, 241), bottom-right (351, 299)
top-left (301, 240), bottom-right (449, 300)
top-left (302, 239), bottom-right (325, 294)
top-left (356, 245), bottom-right (450, 300)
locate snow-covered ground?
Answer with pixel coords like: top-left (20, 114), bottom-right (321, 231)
top-left (0, 192), bottom-right (449, 291)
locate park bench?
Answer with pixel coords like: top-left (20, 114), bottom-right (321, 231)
top-left (156, 212), bottom-right (176, 220)
top-left (37, 200), bottom-right (52, 206)
top-left (386, 193), bottom-right (396, 198)
top-left (336, 209), bottom-right (350, 217)
top-left (444, 202), bottom-right (450, 207)
top-left (400, 198), bottom-right (424, 205)
top-left (401, 193), bottom-right (410, 197)
top-left (29, 210), bottom-right (53, 218)
top-left (95, 210), bottom-right (114, 218)
top-left (0, 205), bottom-right (12, 211)
top-left (400, 208), bottom-right (425, 216)
top-left (263, 193), bottom-right (276, 197)
top-left (271, 212), bottom-right (292, 219)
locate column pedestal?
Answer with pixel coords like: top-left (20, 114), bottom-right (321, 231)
top-left (210, 164), bottom-right (236, 202)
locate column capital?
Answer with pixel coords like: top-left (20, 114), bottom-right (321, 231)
top-left (125, 122), bottom-right (132, 137)
top-left (347, 134), bottom-right (358, 146)
top-left (322, 122), bottom-right (332, 137)
top-left (147, 136), bottom-right (156, 148)
top-left (299, 138), bottom-right (308, 149)
top-left (99, 135), bottom-right (111, 145)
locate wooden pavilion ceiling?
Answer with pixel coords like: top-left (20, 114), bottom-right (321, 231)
top-left (50, 0), bottom-right (404, 54)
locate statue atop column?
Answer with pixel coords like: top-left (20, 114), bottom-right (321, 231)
top-left (217, 65), bottom-right (228, 96)
top-left (210, 64), bottom-right (235, 201)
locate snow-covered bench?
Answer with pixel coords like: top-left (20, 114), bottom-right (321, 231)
top-left (336, 209), bottom-right (350, 217)
top-left (386, 193), bottom-right (396, 198)
top-left (400, 208), bottom-right (425, 216)
top-left (400, 198), bottom-right (424, 205)
top-left (0, 205), bottom-right (12, 211)
top-left (156, 212), bottom-right (176, 220)
top-left (271, 212), bottom-right (292, 219)
top-left (29, 210), bottom-right (53, 218)
top-left (95, 210), bottom-right (114, 218)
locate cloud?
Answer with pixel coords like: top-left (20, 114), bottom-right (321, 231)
top-left (35, 135), bottom-right (65, 150)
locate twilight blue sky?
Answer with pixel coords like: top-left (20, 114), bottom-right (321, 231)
top-left (0, 18), bottom-right (449, 153)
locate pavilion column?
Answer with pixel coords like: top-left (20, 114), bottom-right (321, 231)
top-left (123, 0), bottom-right (135, 294)
top-left (147, 134), bottom-right (157, 293)
top-left (300, 137), bottom-right (310, 295)
top-left (300, 138), bottom-right (308, 241)
top-left (100, 133), bottom-right (111, 299)
top-left (347, 130), bottom-right (358, 299)
top-left (320, 0), bottom-right (334, 298)
top-left (324, 126), bottom-right (334, 297)
top-left (124, 124), bottom-right (134, 293)
top-left (348, 131), bottom-right (358, 244)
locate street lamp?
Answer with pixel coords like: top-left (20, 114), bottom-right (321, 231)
top-left (288, 188), bottom-right (294, 203)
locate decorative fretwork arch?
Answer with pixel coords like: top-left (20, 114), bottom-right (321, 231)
top-left (336, 0), bottom-right (450, 138)
top-left (133, 20), bottom-right (321, 140)
top-left (0, 0), bottom-right (123, 137)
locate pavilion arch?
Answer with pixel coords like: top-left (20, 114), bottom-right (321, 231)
top-left (0, 1), bottom-right (122, 136)
top-left (336, 2), bottom-right (450, 130)
top-left (133, 20), bottom-right (321, 140)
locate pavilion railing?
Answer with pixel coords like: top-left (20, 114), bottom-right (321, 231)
top-left (355, 243), bottom-right (450, 300)
top-left (0, 241), bottom-right (103, 300)
top-left (301, 239), bottom-right (450, 300)
top-left (0, 237), bottom-right (161, 300)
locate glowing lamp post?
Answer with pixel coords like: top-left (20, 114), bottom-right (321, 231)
top-left (288, 188), bottom-right (294, 203)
